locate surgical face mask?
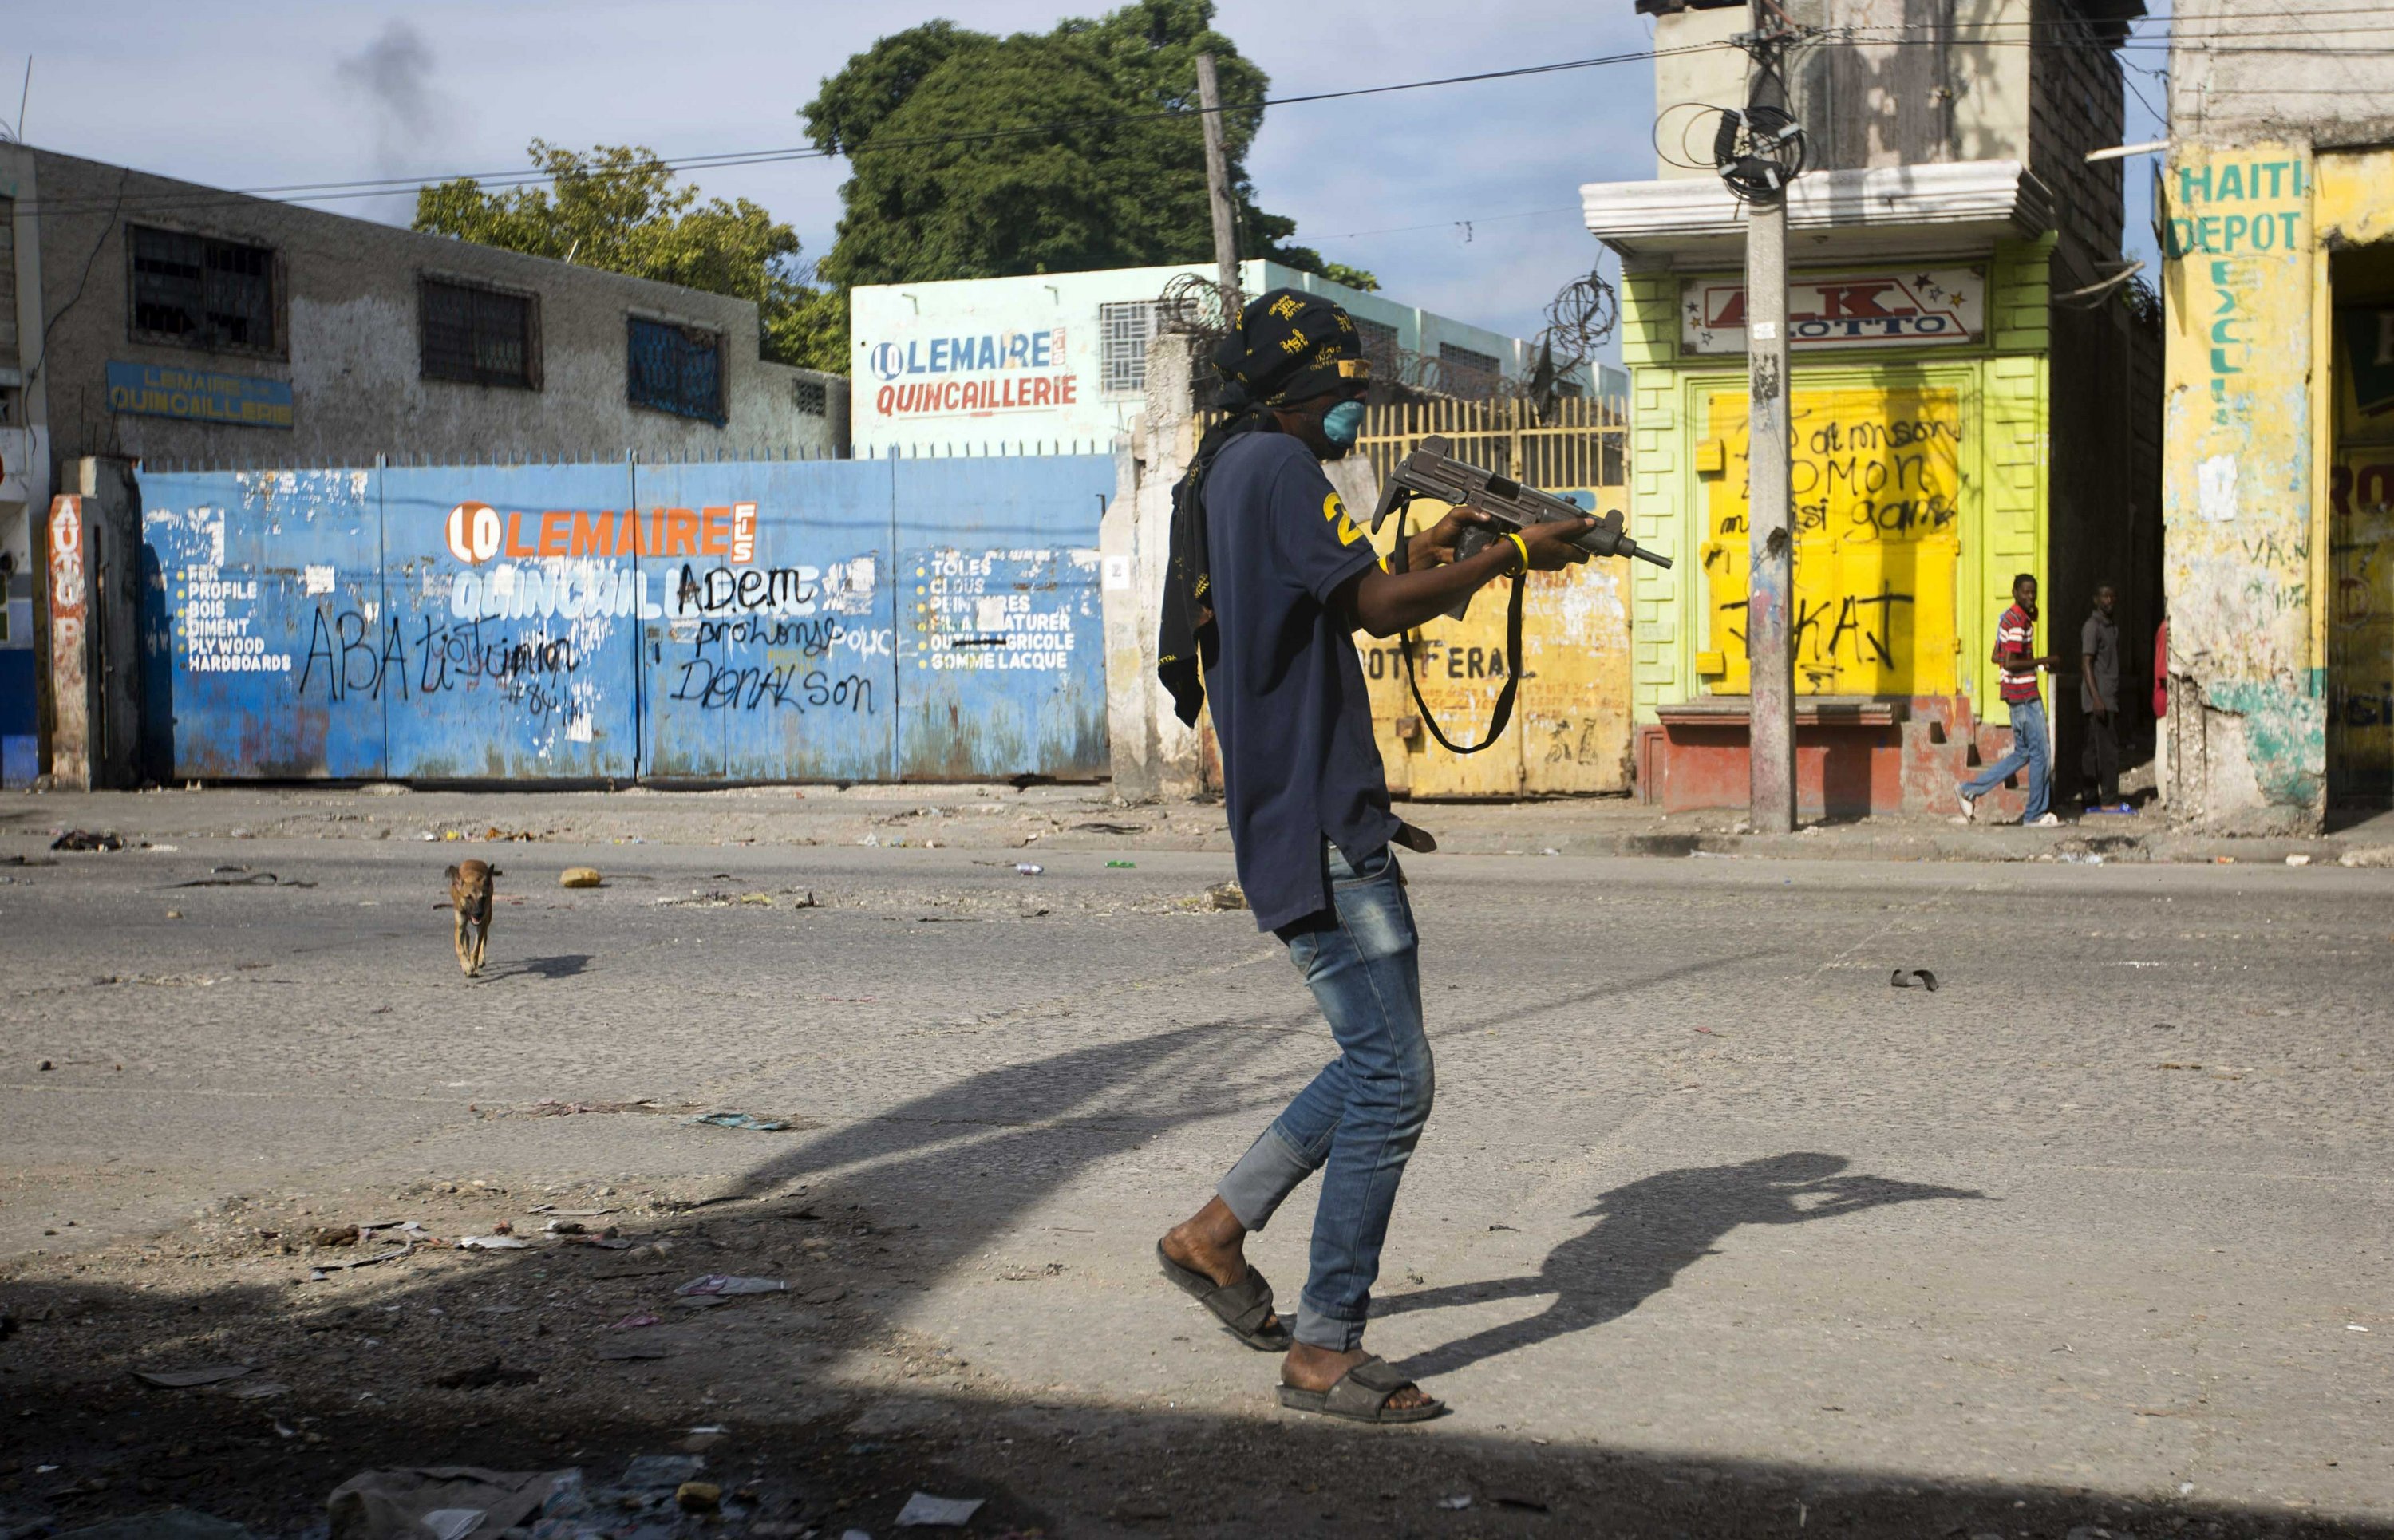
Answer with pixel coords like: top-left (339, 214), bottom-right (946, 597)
top-left (1322, 398), bottom-right (1365, 450)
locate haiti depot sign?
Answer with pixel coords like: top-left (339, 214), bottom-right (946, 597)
top-left (867, 326), bottom-right (1077, 419)
top-left (1680, 268), bottom-right (1985, 356)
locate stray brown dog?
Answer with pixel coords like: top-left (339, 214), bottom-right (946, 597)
top-left (446, 859), bottom-right (499, 977)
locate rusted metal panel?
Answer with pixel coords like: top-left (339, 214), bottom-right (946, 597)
top-left (1351, 397), bottom-right (1635, 797)
top-left (1358, 496), bottom-right (1526, 796)
top-left (1360, 489), bottom-right (1634, 797)
top-left (1519, 484), bottom-right (1635, 793)
top-left (141, 468), bottom-right (385, 779)
top-left (381, 463), bottom-right (639, 781)
top-left (639, 459), bottom-right (899, 783)
top-left (895, 456), bottom-right (1114, 779)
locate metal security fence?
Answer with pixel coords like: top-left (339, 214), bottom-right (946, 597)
top-left (1356, 393), bottom-right (1630, 493)
top-left (137, 452), bottom-right (1118, 784)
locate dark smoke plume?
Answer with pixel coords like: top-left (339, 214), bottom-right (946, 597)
top-left (336, 20), bottom-right (442, 178)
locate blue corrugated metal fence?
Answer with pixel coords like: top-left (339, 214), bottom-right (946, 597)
top-left (138, 455), bottom-right (1116, 782)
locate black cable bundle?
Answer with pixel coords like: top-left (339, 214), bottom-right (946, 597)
top-left (1712, 103), bottom-right (1808, 202)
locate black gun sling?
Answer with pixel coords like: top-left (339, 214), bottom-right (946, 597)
top-left (1381, 489), bottom-right (1524, 756)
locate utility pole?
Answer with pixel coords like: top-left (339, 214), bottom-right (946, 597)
top-left (1740, 3), bottom-right (1798, 835)
top-left (1195, 52), bottom-right (1242, 316)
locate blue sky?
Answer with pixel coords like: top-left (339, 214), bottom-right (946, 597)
top-left (7, 2), bottom-right (2171, 363)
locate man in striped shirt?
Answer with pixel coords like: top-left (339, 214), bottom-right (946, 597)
top-left (1957, 573), bottom-right (2063, 827)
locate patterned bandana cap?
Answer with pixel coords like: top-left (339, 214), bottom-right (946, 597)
top-left (1209, 287), bottom-right (1371, 410)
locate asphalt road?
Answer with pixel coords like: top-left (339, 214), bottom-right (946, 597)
top-left (2, 829), bottom-right (2388, 1536)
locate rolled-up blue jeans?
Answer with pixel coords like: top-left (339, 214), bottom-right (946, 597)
top-left (1215, 840), bottom-right (1432, 1351)
top-left (1961, 697), bottom-right (2051, 822)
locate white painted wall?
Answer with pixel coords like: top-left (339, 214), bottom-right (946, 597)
top-left (851, 259), bottom-right (1614, 458)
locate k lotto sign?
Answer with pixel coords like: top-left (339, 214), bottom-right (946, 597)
top-left (866, 326), bottom-right (1077, 419)
top-left (444, 501), bottom-right (759, 566)
top-left (1681, 268), bottom-right (1984, 355)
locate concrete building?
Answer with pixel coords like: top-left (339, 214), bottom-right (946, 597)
top-left (1588, 0), bottom-right (2159, 818)
top-left (1, 146), bottom-right (848, 501)
top-left (2157, 3), bottom-right (2394, 831)
top-left (849, 260), bottom-right (1616, 458)
top-left (0, 142), bottom-right (847, 784)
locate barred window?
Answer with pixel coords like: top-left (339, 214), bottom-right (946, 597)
top-left (792, 376), bottom-right (828, 417)
top-left (129, 226), bottom-right (277, 353)
top-left (1436, 342), bottom-right (1503, 396)
top-left (1100, 301), bottom-right (1159, 395)
top-left (627, 317), bottom-right (726, 424)
top-left (420, 278), bottom-right (539, 389)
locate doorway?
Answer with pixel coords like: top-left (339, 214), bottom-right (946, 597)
top-left (2326, 246), bottom-right (2394, 806)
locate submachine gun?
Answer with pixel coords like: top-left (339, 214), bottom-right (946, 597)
top-left (1366, 434), bottom-right (1673, 756)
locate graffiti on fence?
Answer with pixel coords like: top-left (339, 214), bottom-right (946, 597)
top-left (667, 558), bottom-right (879, 620)
top-left (298, 606), bottom-right (594, 724)
top-left (654, 548), bottom-right (887, 716)
top-left (664, 657), bottom-right (879, 716)
top-left (141, 456), bottom-right (1118, 781)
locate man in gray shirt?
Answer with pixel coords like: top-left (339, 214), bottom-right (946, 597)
top-left (2080, 582), bottom-right (2128, 812)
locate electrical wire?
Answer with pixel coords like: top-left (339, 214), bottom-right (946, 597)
top-left (1828, 33), bottom-right (2394, 54)
top-left (10, 39), bottom-right (1735, 219)
top-left (21, 21), bottom-right (2379, 219)
top-left (23, 168), bottom-right (128, 392)
top-left (1315, 204), bottom-right (1582, 243)
top-left (1713, 104), bottom-right (1808, 203)
top-left (1714, 27), bottom-right (1808, 205)
top-left (1834, 6), bottom-right (2394, 35)
top-left (1653, 100), bottom-right (1740, 173)
top-left (1805, 17), bottom-right (2174, 127)
top-left (2113, 53), bottom-right (2170, 131)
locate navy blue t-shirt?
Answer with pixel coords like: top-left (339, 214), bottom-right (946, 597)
top-left (1199, 432), bottom-right (1401, 932)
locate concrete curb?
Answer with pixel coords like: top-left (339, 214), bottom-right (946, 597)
top-left (6, 784), bottom-right (2392, 871)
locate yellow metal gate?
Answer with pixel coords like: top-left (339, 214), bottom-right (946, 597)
top-left (1353, 396), bottom-right (1634, 797)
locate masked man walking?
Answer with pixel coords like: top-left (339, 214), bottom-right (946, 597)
top-left (1152, 289), bottom-right (1594, 1423)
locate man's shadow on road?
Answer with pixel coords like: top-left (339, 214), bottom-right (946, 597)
top-left (1378, 1152), bottom-right (1985, 1380)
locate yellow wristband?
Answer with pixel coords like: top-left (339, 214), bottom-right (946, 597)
top-left (1505, 532), bottom-right (1531, 576)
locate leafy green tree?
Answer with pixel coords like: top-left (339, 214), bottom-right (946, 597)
top-left (804, 19), bottom-right (986, 157)
top-left (1321, 263), bottom-right (1380, 293)
top-left (413, 141), bottom-right (845, 373)
top-left (804, 1), bottom-right (1329, 289)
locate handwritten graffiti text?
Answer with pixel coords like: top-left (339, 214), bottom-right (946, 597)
top-left (667, 657), bottom-right (875, 715)
top-left (299, 608), bottom-right (587, 720)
